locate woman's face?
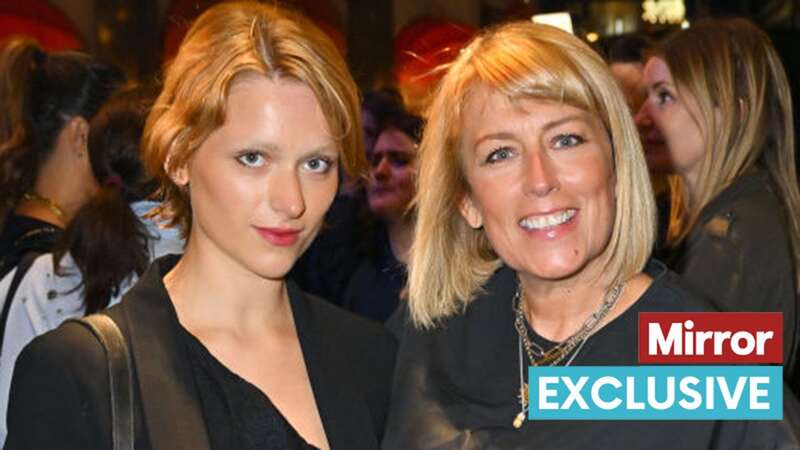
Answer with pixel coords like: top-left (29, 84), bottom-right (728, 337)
top-left (177, 74), bottom-right (339, 279)
top-left (459, 85), bottom-right (616, 282)
top-left (636, 57), bottom-right (705, 180)
top-left (366, 127), bottom-right (417, 220)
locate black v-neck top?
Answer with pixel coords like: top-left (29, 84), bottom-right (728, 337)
top-left (180, 327), bottom-right (320, 450)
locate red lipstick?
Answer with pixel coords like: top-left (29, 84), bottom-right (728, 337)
top-left (255, 227), bottom-right (301, 246)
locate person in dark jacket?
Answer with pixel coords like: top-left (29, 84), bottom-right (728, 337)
top-left (341, 102), bottom-right (421, 323)
top-left (4, 4), bottom-right (395, 450)
top-left (635, 18), bottom-right (800, 393)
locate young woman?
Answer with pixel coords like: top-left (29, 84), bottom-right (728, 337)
top-left (4, 4), bottom-right (396, 450)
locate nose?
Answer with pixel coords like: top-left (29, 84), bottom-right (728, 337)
top-left (524, 150), bottom-right (558, 197)
top-left (372, 156), bottom-right (390, 182)
top-left (634, 101), bottom-right (652, 128)
top-left (269, 168), bottom-right (306, 219)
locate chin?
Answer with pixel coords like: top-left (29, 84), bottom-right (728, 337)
top-left (526, 267), bottom-right (582, 282)
top-left (241, 254), bottom-right (297, 281)
top-left (252, 266), bottom-right (293, 281)
top-left (369, 203), bottom-right (403, 220)
top-left (518, 255), bottom-right (591, 282)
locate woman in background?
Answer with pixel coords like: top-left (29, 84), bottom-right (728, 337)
top-left (0, 38), bottom-right (122, 276)
top-left (0, 91), bottom-right (184, 445)
top-left (342, 100), bottom-right (421, 323)
top-left (636, 18), bottom-right (800, 392)
top-left (292, 90), bottom-right (421, 325)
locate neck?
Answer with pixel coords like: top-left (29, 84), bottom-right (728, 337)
top-left (519, 278), bottom-right (608, 342)
top-left (14, 193), bottom-right (67, 228)
top-left (164, 235), bottom-right (292, 338)
top-left (682, 168), bottom-right (702, 210)
top-left (27, 155), bottom-right (94, 224)
top-left (386, 214), bottom-right (414, 264)
top-left (519, 263), bottom-right (653, 343)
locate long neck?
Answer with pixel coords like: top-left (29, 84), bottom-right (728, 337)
top-left (164, 234), bottom-right (292, 338)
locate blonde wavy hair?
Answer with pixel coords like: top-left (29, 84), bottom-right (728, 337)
top-left (659, 19), bottom-right (800, 289)
top-left (408, 22), bottom-right (656, 328)
top-left (142, 1), bottom-right (364, 235)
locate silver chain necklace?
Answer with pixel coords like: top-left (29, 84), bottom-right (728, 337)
top-left (512, 281), bottom-right (624, 428)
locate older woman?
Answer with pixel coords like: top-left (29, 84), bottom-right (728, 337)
top-left (382, 22), bottom-right (798, 449)
top-left (635, 19), bottom-right (800, 393)
top-left (5, 3), bottom-right (395, 450)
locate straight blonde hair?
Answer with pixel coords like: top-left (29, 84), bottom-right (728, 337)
top-left (660, 19), bottom-right (800, 290)
top-left (142, 1), bottom-right (364, 236)
top-left (408, 22), bottom-right (656, 328)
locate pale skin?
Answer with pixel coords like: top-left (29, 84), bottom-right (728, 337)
top-left (15, 116), bottom-right (99, 227)
top-left (636, 57), bottom-right (706, 206)
top-left (459, 85), bottom-right (652, 342)
top-left (164, 74), bottom-right (336, 449)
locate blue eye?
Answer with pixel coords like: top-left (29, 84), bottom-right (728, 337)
top-left (303, 156), bottom-right (334, 174)
top-left (551, 134), bottom-right (585, 149)
top-left (237, 152), bottom-right (266, 168)
top-left (486, 146), bottom-right (514, 164)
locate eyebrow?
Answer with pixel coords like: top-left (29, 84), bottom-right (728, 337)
top-left (647, 80), bottom-right (673, 91)
top-left (245, 141), bottom-right (338, 156)
top-left (473, 114), bottom-right (588, 146)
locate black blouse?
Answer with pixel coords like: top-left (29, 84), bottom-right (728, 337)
top-left (181, 327), bottom-right (320, 450)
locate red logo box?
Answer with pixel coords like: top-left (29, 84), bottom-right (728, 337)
top-left (638, 312), bottom-right (782, 364)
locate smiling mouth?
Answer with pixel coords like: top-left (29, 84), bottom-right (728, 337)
top-left (519, 209), bottom-right (577, 230)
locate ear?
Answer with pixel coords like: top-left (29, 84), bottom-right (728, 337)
top-left (164, 151), bottom-right (189, 186)
top-left (67, 117), bottom-right (90, 157)
top-left (459, 194), bottom-right (483, 229)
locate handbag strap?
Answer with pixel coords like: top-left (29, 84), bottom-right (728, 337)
top-left (66, 314), bottom-right (134, 450)
top-left (0, 251), bottom-right (42, 356)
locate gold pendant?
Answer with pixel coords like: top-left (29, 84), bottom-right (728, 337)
top-left (513, 412), bottom-right (525, 429)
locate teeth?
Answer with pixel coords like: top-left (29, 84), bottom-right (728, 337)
top-left (519, 209), bottom-right (576, 230)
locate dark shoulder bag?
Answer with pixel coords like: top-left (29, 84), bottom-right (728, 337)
top-left (66, 314), bottom-right (134, 450)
